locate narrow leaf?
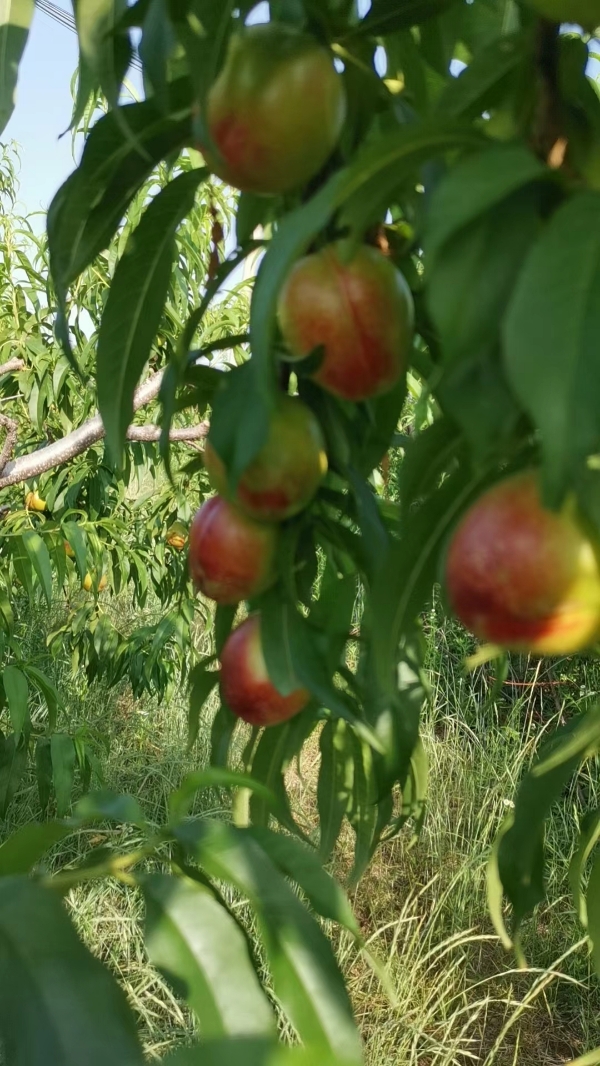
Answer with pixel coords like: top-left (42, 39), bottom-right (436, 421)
top-left (504, 192), bottom-right (600, 499)
top-left (142, 874), bottom-right (276, 1037)
top-left (0, 878), bottom-right (145, 1064)
top-left (0, 823), bottom-right (71, 877)
top-left (188, 657), bottom-right (219, 750)
top-left (21, 530), bottom-right (52, 606)
top-left (50, 734), bottom-right (76, 818)
top-left (98, 168), bottom-right (207, 463)
top-left (175, 820), bottom-right (362, 1063)
top-left (3, 665), bottom-right (28, 738)
top-left (0, 0), bottom-right (34, 135)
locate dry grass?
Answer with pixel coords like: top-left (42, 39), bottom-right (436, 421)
top-left (4, 600), bottom-right (600, 1062)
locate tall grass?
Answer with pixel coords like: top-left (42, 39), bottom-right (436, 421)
top-left (4, 594), bottom-right (600, 1062)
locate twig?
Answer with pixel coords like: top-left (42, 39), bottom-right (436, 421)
top-left (0, 370), bottom-right (207, 490)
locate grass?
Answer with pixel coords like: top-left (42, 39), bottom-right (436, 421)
top-left (4, 594), bottom-right (600, 1063)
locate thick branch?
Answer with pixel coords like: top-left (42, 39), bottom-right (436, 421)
top-left (127, 423), bottom-right (209, 442)
top-left (0, 370), bottom-right (206, 490)
top-left (0, 358), bottom-right (25, 377)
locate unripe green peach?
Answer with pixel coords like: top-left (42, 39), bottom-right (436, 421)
top-left (205, 396), bottom-right (327, 523)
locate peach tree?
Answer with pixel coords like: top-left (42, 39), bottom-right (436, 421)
top-left (0, 0), bottom-right (599, 1063)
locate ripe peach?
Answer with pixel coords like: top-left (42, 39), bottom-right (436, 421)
top-left (220, 614), bottom-right (309, 726)
top-left (188, 496), bottom-right (277, 605)
top-left (445, 470), bottom-right (600, 655)
top-left (277, 244), bottom-right (414, 402)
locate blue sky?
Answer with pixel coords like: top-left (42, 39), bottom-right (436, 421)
top-left (7, 6), bottom-right (80, 218)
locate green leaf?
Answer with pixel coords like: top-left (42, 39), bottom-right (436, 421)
top-left (371, 467), bottom-right (477, 700)
top-left (0, 822), bottom-right (71, 877)
top-left (248, 716), bottom-right (315, 837)
top-left (21, 530), bottom-right (52, 606)
top-left (399, 417), bottom-right (461, 511)
top-left (50, 734), bottom-right (76, 818)
top-left (0, 0), bottom-right (33, 136)
top-left (208, 360), bottom-right (273, 490)
top-left (0, 877), bottom-right (145, 1064)
top-left (236, 192), bottom-right (274, 246)
top-left (564, 1049), bottom-right (600, 1066)
top-left (169, 769), bottom-right (276, 824)
top-left (73, 0), bottom-right (131, 108)
top-left (139, 0), bottom-right (175, 109)
top-left (24, 666), bottom-right (62, 732)
top-left (347, 733), bottom-right (377, 885)
top-left (427, 188), bottom-right (540, 365)
top-left (425, 144), bottom-right (548, 266)
top-left (35, 737), bottom-right (53, 813)
top-left (3, 665), bottom-right (28, 738)
top-left (317, 720), bottom-right (352, 863)
top-left (175, 820), bottom-right (362, 1063)
top-left (437, 347), bottom-right (521, 460)
top-left (353, 0), bottom-right (459, 35)
top-left (214, 604), bottom-right (237, 656)
top-left (569, 807), bottom-right (600, 926)
top-left (504, 191), bottom-right (600, 500)
top-left (0, 584), bottom-right (14, 634)
top-left (260, 588), bottom-right (301, 698)
top-left (498, 706), bottom-right (600, 941)
top-left (74, 790), bottom-right (147, 829)
top-left (163, 1043), bottom-right (359, 1066)
top-left (0, 734), bottom-right (27, 816)
top-left (188, 656), bottom-right (219, 750)
top-left (436, 32), bottom-right (526, 119)
top-left (248, 827), bottom-right (359, 936)
top-left (62, 521), bottom-right (88, 581)
top-left (142, 874), bottom-right (276, 1037)
top-left (47, 80), bottom-right (191, 297)
top-left (98, 168), bottom-right (207, 463)
top-left (587, 849), bottom-right (600, 978)
top-left (161, 1039), bottom-right (274, 1066)
top-left (210, 701), bottom-right (238, 769)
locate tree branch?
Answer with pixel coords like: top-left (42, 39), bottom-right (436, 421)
top-left (0, 358), bottom-right (25, 377)
top-left (0, 370), bottom-right (207, 491)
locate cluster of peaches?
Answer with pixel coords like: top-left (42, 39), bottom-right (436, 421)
top-left (187, 23), bottom-right (600, 730)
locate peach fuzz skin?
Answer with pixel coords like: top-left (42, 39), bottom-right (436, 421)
top-left (220, 615), bottom-right (309, 727)
top-left (445, 471), bottom-right (600, 655)
top-left (188, 497), bottom-right (277, 606)
top-left (205, 25), bottom-right (346, 195)
top-left (277, 244), bottom-right (414, 402)
top-left (204, 396), bottom-right (327, 523)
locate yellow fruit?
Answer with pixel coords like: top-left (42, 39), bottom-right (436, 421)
top-left (25, 491), bottom-right (47, 512)
top-left (64, 540), bottom-right (75, 558)
top-left (83, 573), bottom-right (107, 592)
top-left (167, 522), bottom-right (187, 551)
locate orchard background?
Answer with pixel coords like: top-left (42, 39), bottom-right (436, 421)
top-left (0, 0), bottom-right (600, 1062)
